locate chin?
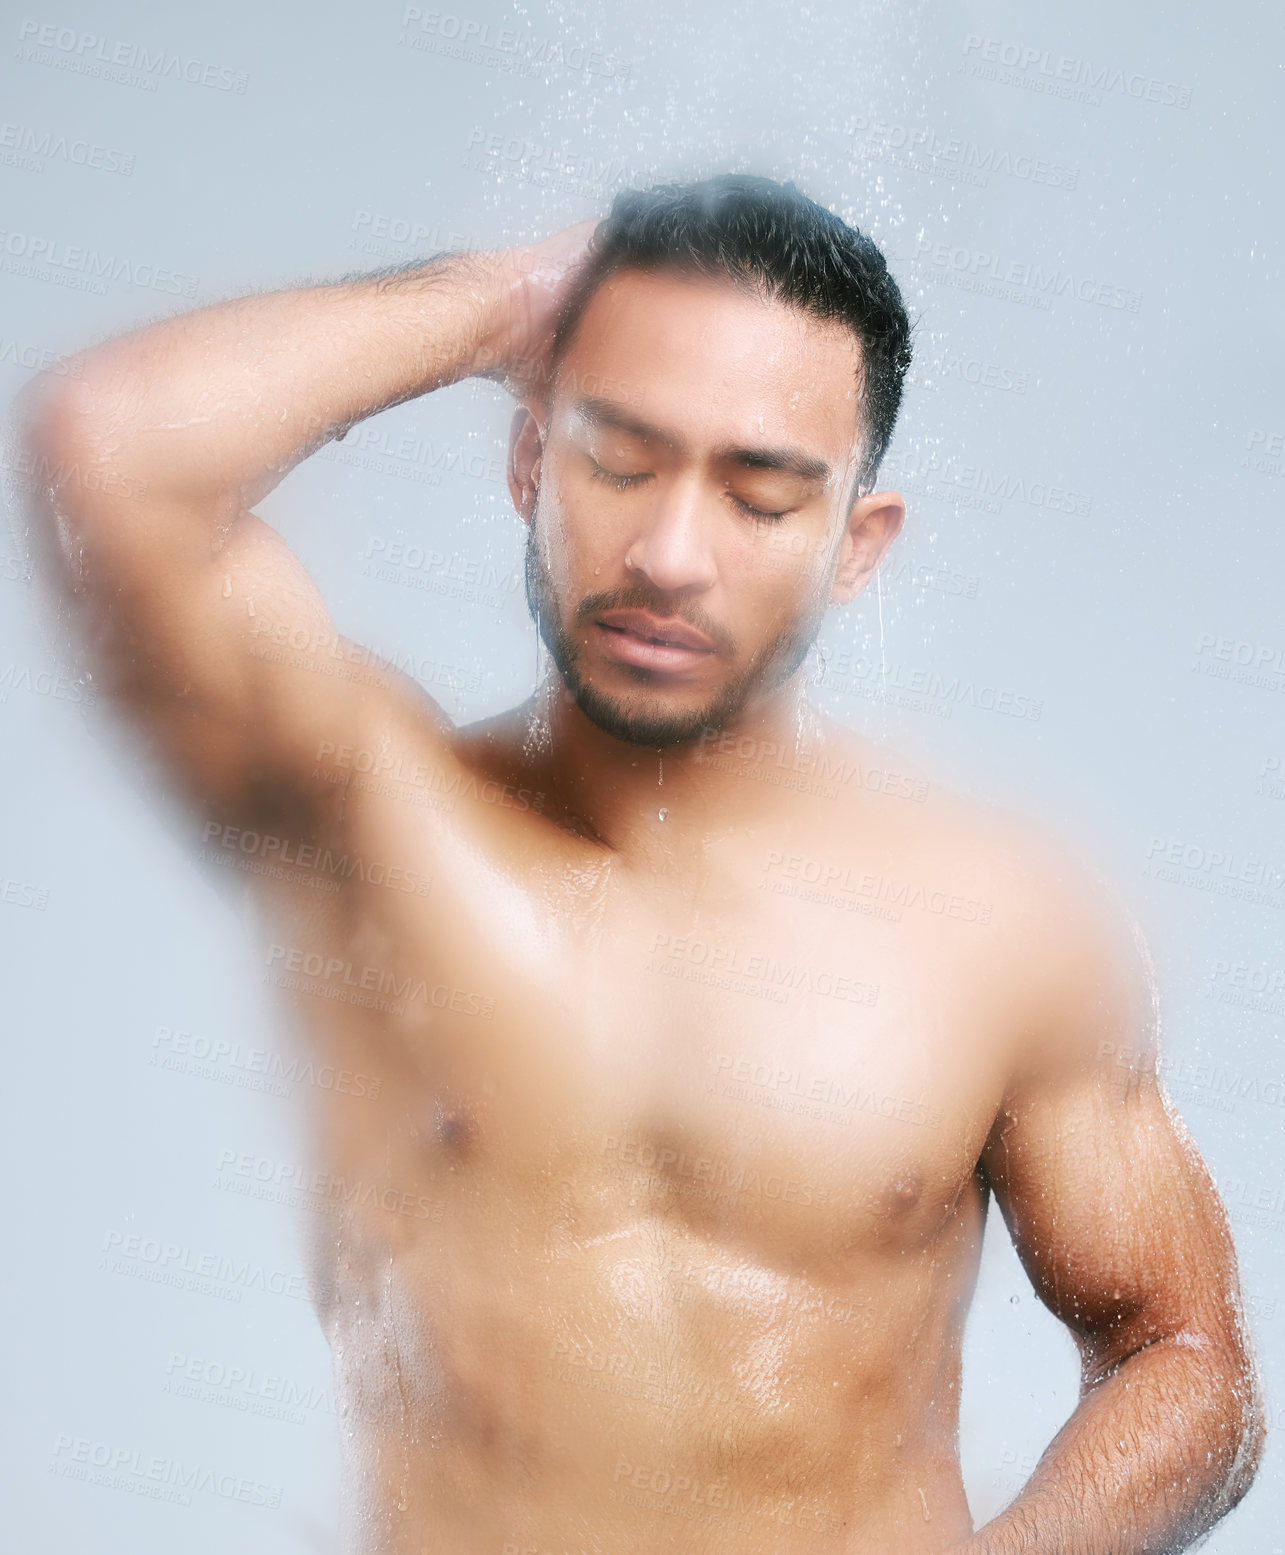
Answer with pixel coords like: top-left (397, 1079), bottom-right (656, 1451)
top-left (565, 669), bottom-right (754, 750)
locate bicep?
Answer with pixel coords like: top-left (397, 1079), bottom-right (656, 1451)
top-left (979, 845), bottom-right (1252, 1378)
top-left (19, 343), bottom-right (464, 844)
top-left (51, 493), bottom-right (444, 831)
top-left (981, 1062), bottom-right (1243, 1377)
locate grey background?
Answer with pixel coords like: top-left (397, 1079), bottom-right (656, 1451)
top-left (1, 1), bottom-right (1281, 1550)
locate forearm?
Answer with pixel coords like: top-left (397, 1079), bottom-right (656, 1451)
top-left (957, 1339), bottom-right (1263, 1555)
top-left (27, 246), bottom-right (515, 519)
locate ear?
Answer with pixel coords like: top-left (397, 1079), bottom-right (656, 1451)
top-left (507, 404), bottom-right (545, 524)
top-left (830, 489), bottom-right (906, 606)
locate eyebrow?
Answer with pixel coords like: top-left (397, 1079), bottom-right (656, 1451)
top-left (571, 396), bottom-right (833, 485)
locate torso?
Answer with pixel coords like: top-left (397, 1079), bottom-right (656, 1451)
top-left (253, 709), bottom-right (1036, 1554)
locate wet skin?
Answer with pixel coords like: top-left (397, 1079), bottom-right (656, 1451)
top-left (25, 250), bottom-right (1262, 1554)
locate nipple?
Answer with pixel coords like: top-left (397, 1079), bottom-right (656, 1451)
top-left (886, 1169), bottom-right (923, 1214)
top-left (434, 1096), bottom-right (475, 1156)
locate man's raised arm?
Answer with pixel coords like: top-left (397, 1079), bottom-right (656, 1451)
top-left (965, 857), bottom-right (1265, 1555)
top-left (14, 222), bottom-right (592, 828)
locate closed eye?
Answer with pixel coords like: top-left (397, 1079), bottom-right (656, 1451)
top-left (589, 460), bottom-right (651, 491)
top-left (729, 494), bottom-right (793, 522)
top-left (589, 459), bottom-right (792, 521)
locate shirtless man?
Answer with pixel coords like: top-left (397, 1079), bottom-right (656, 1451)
top-left (21, 174), bottom-right (1264, 1554)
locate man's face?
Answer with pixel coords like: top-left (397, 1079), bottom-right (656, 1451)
top-left (511, 266), bottom-right (901, 749)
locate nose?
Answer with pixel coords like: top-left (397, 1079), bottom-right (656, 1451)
top-left (622, 473), bottom-right (719, 594)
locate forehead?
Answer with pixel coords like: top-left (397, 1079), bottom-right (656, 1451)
top-left (554, 267), bottom-right (863, 455)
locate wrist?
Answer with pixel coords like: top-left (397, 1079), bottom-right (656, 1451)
top-left (461, 245), bottom-right (533, 386)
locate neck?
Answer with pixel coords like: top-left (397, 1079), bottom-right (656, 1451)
top-left (516, 667), bottom-right (835, 855)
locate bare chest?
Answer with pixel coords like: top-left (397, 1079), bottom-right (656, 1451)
top-left (289, 840), bottom-right (1011, 1279)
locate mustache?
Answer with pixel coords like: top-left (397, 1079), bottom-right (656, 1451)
top-left (573, 585), bottom-right (736, 656)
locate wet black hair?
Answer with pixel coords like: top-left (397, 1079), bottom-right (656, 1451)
top-left (550, 173), bottom-right (914, 495)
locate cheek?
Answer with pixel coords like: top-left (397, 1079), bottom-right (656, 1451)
top-left (537, 486), bottom-right (619, 589)
top-left (737, 525), bottom-right (835, 601)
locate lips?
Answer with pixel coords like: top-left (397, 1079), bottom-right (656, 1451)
top-left (591, 609), bottom-right (718, 675)
top-left (593, 609), bottom-right (716, 653)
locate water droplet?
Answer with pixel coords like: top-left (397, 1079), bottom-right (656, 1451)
top-left (1010, 1294), bottom-right (1020, 1305)
top-left (658, 808), bottom-right (668, 821)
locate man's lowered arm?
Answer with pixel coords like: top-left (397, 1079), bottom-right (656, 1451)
top-left (960, 869), bottom-right (1265, 1555)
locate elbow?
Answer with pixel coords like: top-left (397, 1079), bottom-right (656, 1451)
top-left (1222, 1373), bottom-right (1267, 1510)
top-left (14, 351), bottom-right (151, 569)
top-left (1192, 1331), bottom-right (1267, 1518)
top-left (13, 371), bottom-right (102, 585)
top-left (16, 359), bottom-right (105, 498)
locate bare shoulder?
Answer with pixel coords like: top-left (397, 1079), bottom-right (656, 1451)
top-left (820, 719), bottom-right (1156, 1073)
top-left (925, 779), bottom-right (1155, 1082)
